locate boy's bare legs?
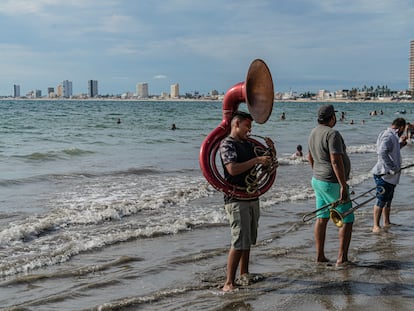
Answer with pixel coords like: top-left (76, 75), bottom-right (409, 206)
top-left (239, 249), bottom-right (250, 275)
top-left (223, 248), bottom-right (242, 292)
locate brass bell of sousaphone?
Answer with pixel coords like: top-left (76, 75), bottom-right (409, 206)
top-left (245, 59), bottom-right (274, 124)
top-left (199, 59), bottom-right (277, 199)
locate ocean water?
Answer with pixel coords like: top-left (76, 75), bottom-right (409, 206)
top-left (1, 99), bottom-right (414, 310)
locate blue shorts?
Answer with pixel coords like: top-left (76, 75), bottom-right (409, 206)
top-left (311, 178), bottom-right (354, 223)
top-left (373, 175), bottom-right (395, 208)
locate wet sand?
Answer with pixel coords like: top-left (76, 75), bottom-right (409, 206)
top-left (2, 177), bottom-right (414, 310)
top-left (82, 176), bottom-right (414, 310)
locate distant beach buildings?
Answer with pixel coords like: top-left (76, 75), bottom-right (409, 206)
top-left (62, 80), bottom-right (73, 98)
top-left (10, 79), bottom-right (185, 100)
top-left (13, 84), bottom-right (20, 98)
top-left (7, 40), bottom-right (414, 100)
top-left (410, 40), bottom-right (414, 92)
top-left (56, 84), bottom-right (63, 98)
top-left (88, 80), bottom-right (98, 98)
top-left (136, 82), bottom-right (149, 99)
top-left (170, 83), bottom-right (179, 99)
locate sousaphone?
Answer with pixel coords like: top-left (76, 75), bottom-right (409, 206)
top-left (199, 59), bottom-right (277, 199)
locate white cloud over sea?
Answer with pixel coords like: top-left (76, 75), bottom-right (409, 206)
top-left (0, 0), bottom-right (413, 96)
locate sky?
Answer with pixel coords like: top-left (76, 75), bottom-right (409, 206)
top-left (0, 0), bottom-right (413, 96)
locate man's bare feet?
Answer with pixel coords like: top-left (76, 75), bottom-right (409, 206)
top-left (222, 284), bottom-right (237, 292)
top-left (316, 256), bottom-right (330, 263)
top-left (336, 260), bottom-right (354, 267)
top-left (372, 226), bottom-right (381, 233)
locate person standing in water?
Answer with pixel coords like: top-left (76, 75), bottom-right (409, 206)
top-left (219, 111), bottom-right (275, 291)
top-left (371, 118), bottom-right (407, 233)
top-left (307, 104), bottom-right (353, 266)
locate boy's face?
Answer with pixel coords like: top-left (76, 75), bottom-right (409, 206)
top-left (238, 118), bottom-right (252, 139)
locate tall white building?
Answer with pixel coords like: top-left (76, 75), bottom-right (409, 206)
top-left (136, 82), bottom-right (149, 98)
top-left (56, 84), bottom-right (63, 97)
top-left (62, 80), bottom-right (73, 98)
top-left (410, 40), bottom-right (414, 92)
top-left (170, 83), bottom-right (179, 98)
top-left (88, 80), bottom-right (98, 97)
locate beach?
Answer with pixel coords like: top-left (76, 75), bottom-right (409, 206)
top-left (0, 99), bottom-right (414, 310)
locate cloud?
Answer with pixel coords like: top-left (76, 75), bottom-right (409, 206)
top-left (0, 0), bottom-right (51, 15)
top-left (0, 0), bottom-right (413, 95)
top-left (0, 0), bottom-right (94, 16)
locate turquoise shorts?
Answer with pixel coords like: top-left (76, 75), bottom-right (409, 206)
top-left (311, 177), bottom-right (354, 223)
top-left (225, 200), bottom-right (260, 249)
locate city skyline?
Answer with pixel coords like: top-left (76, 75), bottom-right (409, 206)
top-left (9, 78), bottom-right (411, 100)
top-left (410, 40), bottom-right (414, 91)
top-left (0, 1), bottom-right (413, 96)
top-left (8, 37), bottom-right (414, 98)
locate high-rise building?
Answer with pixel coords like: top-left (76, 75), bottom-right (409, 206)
top-left (410, 40), bottom-right (414, 92)
top-left (136, 82), bottom-right (149, 98)
top-left (170, 83), bottom-right (179, 98)
top-left (62, 80), bottom-right (73, 98)
top-left (47, 87), bottom-right (55, 98)
top-left (56, 84), bottom-right (63, 97)
top-left (13, 84), bottom-right (20, 97)
top-left (88, 80), bottom-right (98, 97)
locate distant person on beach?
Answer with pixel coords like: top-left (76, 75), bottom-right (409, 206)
top-left (405, 122), bottom-right (414, 140)
top-left (219, 111), bottom-right (275, 292)
top-left (307, 104), bottom-right (353, 266)
top-left (117, 118), bottom-right (121, 124)
top-left (171, 123), bottom-right (177, 130)
top-left (293, 144), bottom-right (303, 157)
top-left (371, 118), bottom-right (407, 233)
top-left (280, 112), bottom-right (286, 120)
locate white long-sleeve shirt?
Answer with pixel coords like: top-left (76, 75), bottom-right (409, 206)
top-left (371, 127), bottom-right (402, 185)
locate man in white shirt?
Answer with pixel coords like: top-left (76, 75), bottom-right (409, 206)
top-left (371, 118), bottom-right (407, 233)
